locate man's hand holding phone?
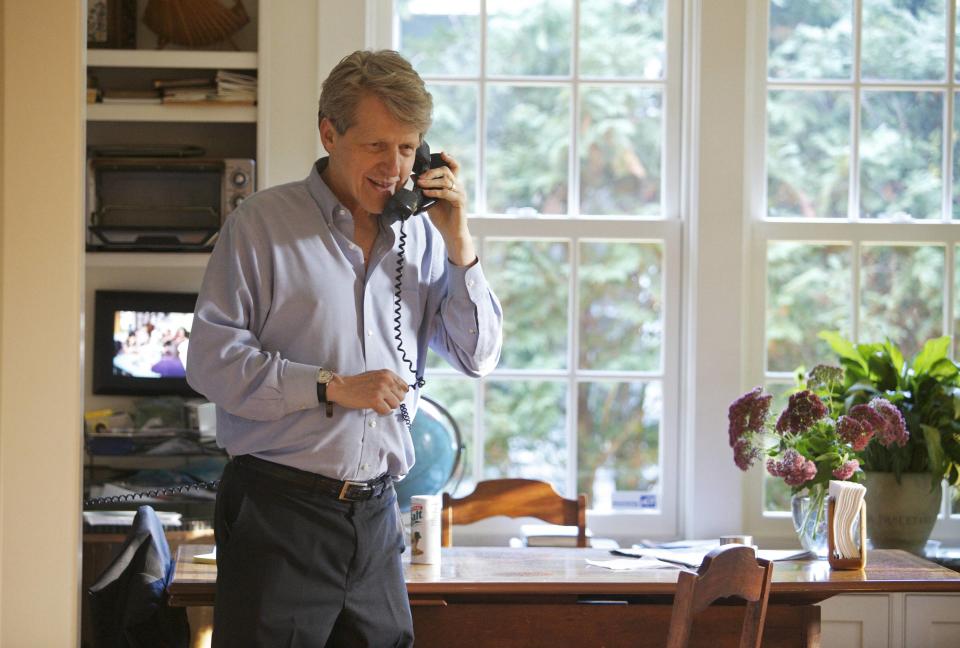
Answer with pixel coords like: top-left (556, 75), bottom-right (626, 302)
top-left (417, 151), bottom-right (476, 267)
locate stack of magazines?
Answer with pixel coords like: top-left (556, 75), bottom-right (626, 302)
top-left (157, 70), bottom-right (257, 104)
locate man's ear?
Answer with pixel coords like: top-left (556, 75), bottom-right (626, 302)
top-left (319, 117), bottom-right (338, 152)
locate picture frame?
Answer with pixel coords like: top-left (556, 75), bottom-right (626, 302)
top-left (87, 0), bottom-right (137, 49)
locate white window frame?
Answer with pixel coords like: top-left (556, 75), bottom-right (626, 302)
top-left (744, 0), bottom-right (960, 542)
top-left (370, 0), bottom-right (685, 540)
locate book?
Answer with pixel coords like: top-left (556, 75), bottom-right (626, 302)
top-left (520, 523), bottom-right (592, 547)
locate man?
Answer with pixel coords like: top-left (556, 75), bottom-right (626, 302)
top-left (186, 49), bottom-right (503, 647)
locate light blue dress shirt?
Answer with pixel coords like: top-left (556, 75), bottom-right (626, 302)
top-left (186, 158), bottom-right (503, 481)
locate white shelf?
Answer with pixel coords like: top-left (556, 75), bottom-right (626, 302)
top-left (87, 49), bottom-right (257, 70)
top-left (87, 102), bottom-right (257, 123)
top-left (86, 252), bottom-right (211, 269)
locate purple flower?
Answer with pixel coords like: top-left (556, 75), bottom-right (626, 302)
top-left (870, 398), bottom-right (909, 448)
top-left (837, 413), bottom-right (874, 451)
top-left (832, 459), bottom-right (859, 481)
top-left (727, 387), bottom-right (771, 470)
top-left (766, 449), bottom-right (818, 487)
top-left (775, 390), bottom-right (829, 435)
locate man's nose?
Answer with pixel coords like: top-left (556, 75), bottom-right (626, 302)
top-left (378, 148), bottom-right (402, 177)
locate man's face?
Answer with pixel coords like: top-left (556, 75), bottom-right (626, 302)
top-left (320, 94), bottom-right (420, 217)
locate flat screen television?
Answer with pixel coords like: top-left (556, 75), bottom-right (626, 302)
top-left (92, 290), bottom-right (199, 396)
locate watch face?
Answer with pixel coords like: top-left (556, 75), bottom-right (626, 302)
top-left (317, 368), bottom-right (334, 384)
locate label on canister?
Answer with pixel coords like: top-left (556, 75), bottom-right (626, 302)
top-left (409, 494), bottom-right (441, 564)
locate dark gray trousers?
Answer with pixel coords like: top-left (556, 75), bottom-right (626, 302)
top-left (211, 458), bottom-right (413, 648)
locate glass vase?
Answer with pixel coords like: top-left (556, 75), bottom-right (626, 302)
top-left (791, 492), bottom-right (828, 558)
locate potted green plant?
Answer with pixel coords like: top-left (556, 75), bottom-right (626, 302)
top-left (818, 332), bottom-right (960, 553)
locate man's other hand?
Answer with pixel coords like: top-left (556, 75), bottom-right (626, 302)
top-left (326, 369), bottom-right (410, 415)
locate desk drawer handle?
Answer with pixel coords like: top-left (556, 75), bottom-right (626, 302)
top-left (409, 599), bottom-right (448, 607)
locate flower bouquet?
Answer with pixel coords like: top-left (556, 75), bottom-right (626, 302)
top-left (728, 364), bottom-right (908, 551)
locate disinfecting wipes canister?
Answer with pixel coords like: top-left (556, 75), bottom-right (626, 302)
top-left (409, 494), bottom-right (441, 564)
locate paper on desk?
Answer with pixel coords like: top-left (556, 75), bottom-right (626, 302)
top-left (586, 558), bottom-right (678, 571)
top-left (613, 547), bottom-right (812, 567)
top-left (193, 548), bottom-right (216, 564)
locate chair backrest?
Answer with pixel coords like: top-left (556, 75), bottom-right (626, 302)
top-left (665, 544), bottom-right (773, 648)
top-left (441, 478), bottom-right (587, 547)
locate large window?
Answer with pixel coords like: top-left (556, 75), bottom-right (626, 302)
top-left (392, 0), bottom-right (682, 534)
top-left (751, 0), bottom-right (960, 535)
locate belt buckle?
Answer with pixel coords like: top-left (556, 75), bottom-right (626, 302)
top-left (338, 480), bottom-right (368, 501)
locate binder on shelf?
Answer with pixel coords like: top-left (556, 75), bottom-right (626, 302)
top-left (827, 496), bottom-right (867, 570)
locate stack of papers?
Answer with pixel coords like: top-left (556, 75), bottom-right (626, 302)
top-left (829, 479), bottom-right (866, 559)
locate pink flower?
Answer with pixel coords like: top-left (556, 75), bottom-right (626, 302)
top-left (728, 387), bottom-right (771, 470)
top-left (870, 398), bottom-right (909, 448)
top-left (766, 449), bottom-right (818, 487)
top-left (832, 459), bottom-right (859, 480)
top-left (775, 390), bottom-right (828, 434)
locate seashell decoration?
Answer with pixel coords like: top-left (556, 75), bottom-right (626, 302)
top-left (143, 0), bottom-right (250, 50)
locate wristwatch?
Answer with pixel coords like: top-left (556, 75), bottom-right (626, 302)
top-left (316, 367), bottom-right (335, 418)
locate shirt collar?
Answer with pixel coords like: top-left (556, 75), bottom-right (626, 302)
top-left (306, 157), bottom-right (402, 243)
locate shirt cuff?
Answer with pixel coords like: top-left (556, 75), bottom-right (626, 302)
top-left (284, 361), bottom-right (322, 412)
top-left (446, 258), bottom-right (489, 304)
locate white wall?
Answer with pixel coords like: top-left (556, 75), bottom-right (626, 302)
top-left (0, 0), bottom-right (85, 645)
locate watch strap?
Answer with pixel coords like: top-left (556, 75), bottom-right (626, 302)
top-left (316, 380), bottom-right (334, 418)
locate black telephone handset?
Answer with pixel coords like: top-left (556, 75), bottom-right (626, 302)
top-left (383, 140), bottom-right (448, 222)
top-left (386, 141), bottom-right (447, 427)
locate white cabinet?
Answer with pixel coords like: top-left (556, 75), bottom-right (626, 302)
top-left (818, 592), bottom-right (960, 648)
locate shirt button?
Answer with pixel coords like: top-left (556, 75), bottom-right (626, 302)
top-left (469, 328), bottom-right (476, 334)
top-left (349, 243), bottom-right (358, 251)
top-left (367, 329), bottom-right (373, 337)
top-left (467, 279), bottom-right (475, 287)
top-left (369, 420), bottom-right (377, 428)
top-left (361, 463), bottom-right (369, 471)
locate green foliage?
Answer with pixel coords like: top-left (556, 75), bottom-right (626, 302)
top-left (819, 331), bottom-right (960, 489)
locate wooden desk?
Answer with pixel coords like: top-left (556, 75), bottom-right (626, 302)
top-left (169, 545), bottom-right (960, 648)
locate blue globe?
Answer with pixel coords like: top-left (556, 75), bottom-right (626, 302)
top-left (395, 396), bottom-right (463, 512)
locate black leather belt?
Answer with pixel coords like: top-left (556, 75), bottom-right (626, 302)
top-left (233, 454), bottom-right (391, 502)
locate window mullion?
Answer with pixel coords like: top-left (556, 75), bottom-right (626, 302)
top-left (946, 0), bottom-right (957, 223)
top-left (568, 235), bottom-right (580, 498)
top-left (850, 0), bottom-right (863, 222)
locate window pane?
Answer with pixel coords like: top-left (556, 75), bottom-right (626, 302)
top-left (396, 0), bottom-right (481, 76)
top-left (860, 91), bottom-right (942, 220)
top-left (486, 84), bottom-right (570, 214)
top-left (766, 243), bottom-right (852, 372)
top-left (579, 0), bottom-right (664, 79)
top-left (420, 378), bottom-right (475, 497)
top-left (579, 241), bottom-right (663, 371)
top-left (580, 85), bottom-right (662, 216)
top-left (768, 0), bottom-right (852, 80)
top-left (577, 380), bottom-right (660, 511)
top-left (426, 83), bottom-right (478, 213)
top-left (953, 92), bottom-right (960, 219)
top-left (487, 0), bottom-right (572, 76)
top-left (861, 245), bottom-right (944, 359)
top-left (484, 380), bottom-right (567, 492)
top-left (767, 89), bottom-right (850, 219)
top-left (485, 239), bottom-right (570, 369)
top-left (861, 0), bottom-right (946, 81)
top-left (954, 245), bottom-right (960, 358)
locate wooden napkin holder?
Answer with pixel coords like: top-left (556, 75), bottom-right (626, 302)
top-left (827, 496), bottom-right (867, 570)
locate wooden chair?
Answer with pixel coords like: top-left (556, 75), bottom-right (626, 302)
top-left (665, 544), bottom-right (773, 648)
top-left (441, 478), bottom-right (587, 547)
